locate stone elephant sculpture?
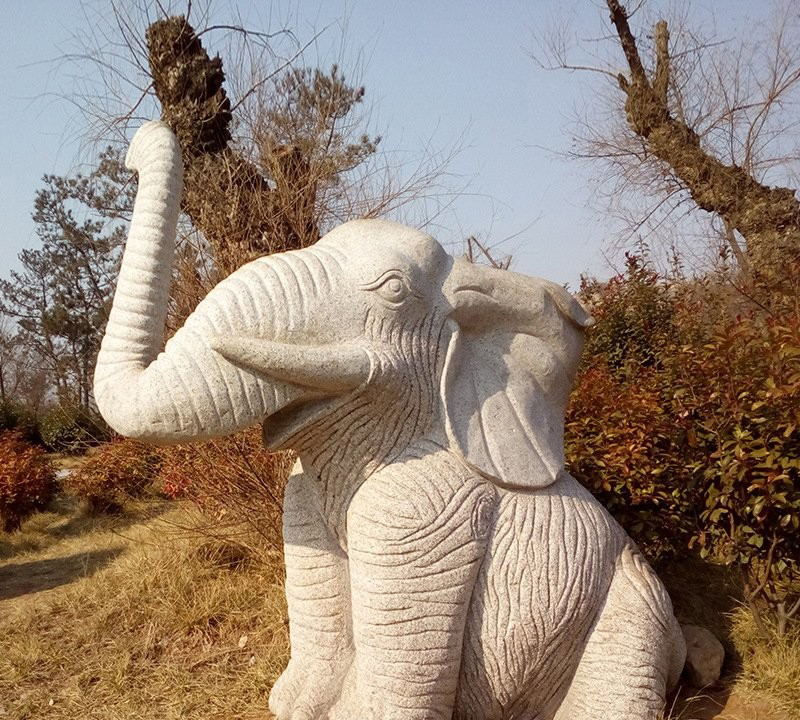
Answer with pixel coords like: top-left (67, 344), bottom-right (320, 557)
top-left (94, 121), bottom-right (686, 720)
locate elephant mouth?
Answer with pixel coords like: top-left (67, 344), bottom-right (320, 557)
top-left (211, 336), bottom-right (372, 450)
top-left (261, 391), bottom-right (345, 449)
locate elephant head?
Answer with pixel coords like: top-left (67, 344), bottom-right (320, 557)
top-left (95, 121), bottom-right (592, 490)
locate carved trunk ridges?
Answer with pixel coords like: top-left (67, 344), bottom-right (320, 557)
top-left (290, 310), bottom-right (448, 540)
top-left (94, 123), bottom-right (339, 441)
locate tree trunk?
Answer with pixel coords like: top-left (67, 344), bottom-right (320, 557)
top-left (145, 16), bottom-right (319, 277)
top-left (607, 0), bottom-right (800, 294)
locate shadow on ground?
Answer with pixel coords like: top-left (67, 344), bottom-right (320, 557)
top-left (0, 547), bottom-right (124, 601)
top-left (670, 684), bottom-right (732, 719)
top-left (0, 496), bottom-right (173, 560)
top-left (657, 557), bottom-right (789, 719)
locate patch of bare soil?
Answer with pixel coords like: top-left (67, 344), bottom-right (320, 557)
top-left (671, 685), bottom-right (785, 719)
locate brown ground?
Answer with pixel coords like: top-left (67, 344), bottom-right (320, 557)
top-left (671, 686), bottom-right (785, 720)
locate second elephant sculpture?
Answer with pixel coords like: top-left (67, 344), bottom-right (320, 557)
top-left (94, 121), bottom-right (686, 720)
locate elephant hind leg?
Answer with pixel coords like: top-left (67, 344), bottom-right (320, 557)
top-left (554, 545), bottom-right (686, 720)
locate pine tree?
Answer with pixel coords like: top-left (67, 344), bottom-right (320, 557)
top-left (0, 148), bottom-right (135, 409)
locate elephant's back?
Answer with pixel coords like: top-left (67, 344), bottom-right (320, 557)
top-left (455, 475), bottom-right (627, 720)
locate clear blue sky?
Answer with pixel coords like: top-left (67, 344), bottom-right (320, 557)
top-left (0, 0), bottom-right (776, 286)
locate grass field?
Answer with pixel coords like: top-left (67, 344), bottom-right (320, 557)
top-left (0, 496), bottom-right (797, 720)
top-left (0, 498), bottom-right (288, 719)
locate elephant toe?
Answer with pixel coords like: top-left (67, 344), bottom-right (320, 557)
top-left (269, 668), bottom-right (299, 719)
top-left (270, 658), bottom-right (351, 720)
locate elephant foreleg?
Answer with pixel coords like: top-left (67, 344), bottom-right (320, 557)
top-left (334, 448), bottom-right (495, 720)
top-left (270, 460), bottom-right (353, 720)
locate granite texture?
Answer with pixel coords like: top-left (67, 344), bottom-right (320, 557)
top-left (95, 121), bottom-right (687, 720)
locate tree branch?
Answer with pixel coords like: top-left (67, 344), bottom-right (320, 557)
top-left (653, 20), bottom-right (670, 106)
top-left (604, 0), bottom-right (800, 284)
top-left (145, 15), bottom-right (318, 275)
top-left (607, 0), bottom-right (648, 86)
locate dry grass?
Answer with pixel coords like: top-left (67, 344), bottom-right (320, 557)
top-left (2, 495), bottom-right (798, 720)
top-left (729, 608), bottom-right (800, 718)
top-left (0, 499), bottom-right (288, 720)
top-left (0, 496), bottom-right (162, 561)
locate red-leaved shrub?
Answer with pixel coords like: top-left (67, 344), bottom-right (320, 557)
top-left (566, 365), bottom-right (695, 559)
top-left (158, 426), bottom-right (293, 550)
top-left (0, 431), bottom-right (57, 532)
top-left (569, 254), bottom-right (800, 633)
top-left (66, 438), bottom-right (161, 514)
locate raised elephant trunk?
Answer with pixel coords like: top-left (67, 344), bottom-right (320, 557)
top-left (96, 121), bottom-right (181, 381)
top-left (94, 121), bottom-right (309, 443)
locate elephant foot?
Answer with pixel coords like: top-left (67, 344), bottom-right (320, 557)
top-left (270, 654), bottom-right (353, 720)
top-left (320, 664), bottom-right (357, 720)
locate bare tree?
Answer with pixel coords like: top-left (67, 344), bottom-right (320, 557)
top-left (535, 0), bottom-right (800, 293)
top-left (66, 2), bottom-right (456, 285)
top-left (465, 235), bottom-right (512, 270)
top-left (145, 15), bottom-right (323, 274)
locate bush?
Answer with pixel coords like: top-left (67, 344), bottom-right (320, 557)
top-left (569, 254), bottom-right (800, 633)
top-left (158, 427), bottom-right (293, 552)
top-left (580, 252), bottom-right (678, 371)
top-left (66, 439), bottom-right (162, 514)
top-left (0, 401), bottom-right (39, 443)
top-left (565, 364), bottom-right (695, 560)
top-left (0, 431), bottom-right (57, 532)
top-left (674, 314), bottom-right (800, 635)
top-left (568, 253), bottom-right (696, 560)
top-left (39, 404), bottom-right (108, 454)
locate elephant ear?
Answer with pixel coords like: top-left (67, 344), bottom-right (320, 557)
top-left (441, 258), bottom-right (593, 489)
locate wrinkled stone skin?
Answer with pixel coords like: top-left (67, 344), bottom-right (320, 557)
top-left (95, 122), bottom-right (686, 720)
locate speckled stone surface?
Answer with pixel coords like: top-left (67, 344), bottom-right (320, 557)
top-left (96, 121), bottom-right (686, 720)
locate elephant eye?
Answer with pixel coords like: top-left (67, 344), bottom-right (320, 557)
top-left (361, 271), bottom-right (414, 306)
top-left (380, 276), bottom-right (407, 300)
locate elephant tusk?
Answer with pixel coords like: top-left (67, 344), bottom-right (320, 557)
top-left (209, 336), bottom-right (371, 394)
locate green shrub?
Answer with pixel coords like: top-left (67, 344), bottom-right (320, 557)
top-left (0, 431), bottom-right (57, 532)
top-left (580, 252), bottom-right (678, 372)
top-left (568, 254), bottom-right (695, 560)
top-left (39, 404), bottom-right (108, 453)
top-left (674, 315), bottom-right (800, 635)
top-left (0, 401), bottom-right (39, 444)
top-left (66, 439), bottom-right (161, 514)
top-left (565, 364), bottom-right (695, 560)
